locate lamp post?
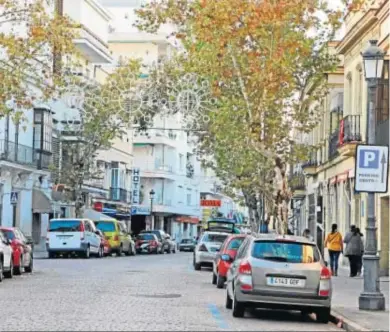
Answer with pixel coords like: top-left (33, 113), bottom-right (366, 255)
top-left (149, 189), bottom-right (155, 230)
top-left (359, 40), bottom-right (386, 311)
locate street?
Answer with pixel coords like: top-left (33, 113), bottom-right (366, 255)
top-left (0, 253), bottom-right (341, 331)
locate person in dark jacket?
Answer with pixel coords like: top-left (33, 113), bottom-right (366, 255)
top-left (356, 228), bottom-right (364, 276)
top-left (344, 226), bottom-right (364, 277)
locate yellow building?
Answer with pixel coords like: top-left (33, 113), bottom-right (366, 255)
top-left (299, 0), bottom-right (389, 275)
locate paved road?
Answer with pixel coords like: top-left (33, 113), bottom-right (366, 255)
top-left (0, 252), bottom-right (341, 331)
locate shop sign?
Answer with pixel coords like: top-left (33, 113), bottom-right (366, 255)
top-left (200, 199), bottom-right (221, 207)
top-left (132, 168), bottom-right (141, 204)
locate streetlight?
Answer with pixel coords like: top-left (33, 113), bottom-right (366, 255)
top-left (149, 189), bottom-right (155, 230)
top-left (359, 40), bottom-right (385, 311)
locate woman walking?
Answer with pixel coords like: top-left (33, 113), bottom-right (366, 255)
top-left (344, 226), bottom-right (364, 277)
top-left (356, 228), bottom-right (364, 276)
top-left (324, 224), bottom-right (343, 276)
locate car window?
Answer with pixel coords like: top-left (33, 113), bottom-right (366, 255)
top-left (16, 229), bottom-right (27, 242)
top-left (202, 233), bottom-right (228, 243)
top-left (235, 237), bottom-right (250, 260)
top-left (2, 230), bottom-right (15, 240)
top-left (137, 234), bottom-right (155, 241)
top-left (181, 239), bottom-right (192, 244)
top-left (84, 221), bottom-right (92, 232)
top-left (0, 231), bottom-right (6, 242)
top-left (227, 237), bottom-right (245, 250)
top-left (94, 222), bottom-right (116, 232)
top-left (252, 240), bottom-right (320, 263)
top-left (48, 220), bottom-right (82, 232)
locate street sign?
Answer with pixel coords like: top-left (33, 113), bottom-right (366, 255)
top-left (355, 144), bottom-right (389, 193)
top-left (10, 192), bottom-right (18, 205)
top-left (131, 206), bottom-right (150, 215)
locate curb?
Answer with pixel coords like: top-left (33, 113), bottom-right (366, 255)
top-left (331, 310), bottom-right (372, 332)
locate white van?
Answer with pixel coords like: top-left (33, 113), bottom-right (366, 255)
top-left (46, 219), bottom-right (102, 259)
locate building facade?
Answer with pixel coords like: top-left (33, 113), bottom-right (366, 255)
top-left (293, 0), bottom-right (389, 274)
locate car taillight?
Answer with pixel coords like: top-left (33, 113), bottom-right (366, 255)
top-left (79, 223), bottom-right (85, 240)
top-left (238, 260), bottom-right (253, 291)
top-left (150, 240), bottom-right (157, 246)
top-left (199, 244), bottom-right (208, 252)
top-left (114, 235), bottom-right (119, 241)
top-left (238, 260), bottom-right (252, 275)
top-left (319, 266), bottom-right (331, 297)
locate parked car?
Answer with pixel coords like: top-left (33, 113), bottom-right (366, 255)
top-left (0, 231), bottom-right (14, 280)
top-left (46, 218), bottom-right (102, 258)
top-left (193, 231), bottom-right (230, 270)
top-left (0, 227), bottom-right (34, 274)
top-left (94, 220), bottom-right (134, 256)
top-left (225, 234), bottom-right (332, 323)
top-left (212, 234), bottom-right (247, 288)
top-left (135, 233), bottom-right (162, 254)
top-left (179, 239), bottom-right (196, 252)
top-left (139, 230), bottom-right (169, 253)
top-left (95, 229), bottom-right (111, 257)
top-left (164, 234), bottom-right (176, 253)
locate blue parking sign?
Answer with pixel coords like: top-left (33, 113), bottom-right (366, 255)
top-left (359, 149), bottom-right (379, 169)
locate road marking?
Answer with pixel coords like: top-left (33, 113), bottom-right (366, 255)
top-left (208, 303), bottom-right (229, 330)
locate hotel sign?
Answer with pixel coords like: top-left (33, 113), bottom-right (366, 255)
top-left (132, 168), bottom-right (141, 205)
top-left (200, 199), bottom-right (221, 207)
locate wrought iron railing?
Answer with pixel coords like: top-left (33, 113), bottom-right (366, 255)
top-left (328, 130), bottom-right (339, 160)
top-left (0, 140), bottom-right (35, 166)
top-left (289, 173), bottom-right (306, 191)
top-left (302, 150), bottom-right (317, 168)
top-left (342, 115), bottom-right (362, 143)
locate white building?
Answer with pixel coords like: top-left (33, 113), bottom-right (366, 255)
top-left (100, 0), bottom-right (201, 241)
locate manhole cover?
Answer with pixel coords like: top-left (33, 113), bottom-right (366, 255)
top-left (133, 294), bottom-right (182, 299)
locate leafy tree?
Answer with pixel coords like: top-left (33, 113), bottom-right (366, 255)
top-left (135, 0), bottom-right (344, 234)
top-left (0, 0), bottom-right (78, 119)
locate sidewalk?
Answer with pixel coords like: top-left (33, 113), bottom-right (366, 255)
top-left (33, 239), bottom-right (48, 259)
top-left (331, 267), bottom-right (389, 331)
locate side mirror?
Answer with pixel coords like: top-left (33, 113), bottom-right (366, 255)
top-left (221, 254), bottom-right (232, 262)
top-left (95, 230), bottom-right (100, 235)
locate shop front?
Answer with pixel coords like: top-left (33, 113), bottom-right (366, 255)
top-left (173, 216), bottom-right (199, 243)
top-left (92, 201), bottom-right (131, 230)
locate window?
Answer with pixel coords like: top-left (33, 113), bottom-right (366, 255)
top-left (227, 237), bottom-right (245, 250)
top-left (235, 238), bottom-right (250, 260)
top-left (187, 192), bottom-right (191, 206)
top-left (2, 230), bottom-right (15, 240)
top-left (84, 221), bottom-right (92, 232)
top-left (94, 221), bottom-right (116, 232)
top-left (48, 220), bottom-right (82, 232)
top-left (251, 240), bottom-right (320, 263)
top-left (111, 168), bottom-right (119, 188)
top-left (376, 60), bottom-right (389, 123)
top-left (33, 108), bottom-right (52, 169)
top-left (202, 233), bottom-right (228, 243)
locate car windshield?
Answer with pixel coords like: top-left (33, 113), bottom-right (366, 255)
top-left (181, 239), bottom-right (193, 244)
top-left (94, 221), bottom-right (116, 232)
top-left (1, 230), bottom-right (15, 240)
top-left (138, 234), bottom-right (154, 240)
top-left (227, 237), bottom-right (245, 250)
top-left (252, 240), bottom-right (320, 263)
top-left (203, 234), bottom-right (228, 243)
top-left (49, 220), bottom-right (82, 232)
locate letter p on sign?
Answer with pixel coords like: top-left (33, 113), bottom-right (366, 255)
top-left (359, 149), bottom-right (379, 169)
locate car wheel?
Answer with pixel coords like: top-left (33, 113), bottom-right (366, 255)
top-left (48, 252), bottom-right (56, 259)
top-left (25, 255), bottom-right (33, 273)
top-left (194, 262), bottom-right (201, 271)
top-left (125, 245), bottom-right (132, 256)
top-left (4, 259), bottom-right (13, 279)
top-left (117, 244), bottom-right (123, 257)
top-left (0, 259), bottom-right (4, 282)
top-left (316, 307), bottom-right (331, 323)
top-left (225, 289), bottom-right (233, 309)
top-left (98, 246), bottom-right (104, 258)
top-left (232, 290), bottom-right (245, 318)
top-left (84, 246), bottom-right (90, 259)
top-left (212, 272), bottom-right (217, 285)
top-left (14, 255), bottom-right (24, 275)
top-left (217, 274), bottom-right (225, 289)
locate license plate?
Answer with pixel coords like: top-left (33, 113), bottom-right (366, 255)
top-left (267, 277), bottom-right (305, 288)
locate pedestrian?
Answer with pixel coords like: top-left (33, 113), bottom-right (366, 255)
top-left (302, 228), bottom-right (314, 241)
top-left (344, 225), bottom-right (364, 277)
top-left (356, 228), bottom-right (364, 276)
top-left (324, 224), bottom-right (343, 276)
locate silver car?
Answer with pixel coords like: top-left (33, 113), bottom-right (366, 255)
top-left (193, 232), bottom-right (230, 270)
top-left (226, 234), bottom-right (332, 323)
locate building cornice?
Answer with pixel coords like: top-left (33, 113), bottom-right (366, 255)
top-left (337, 9), bottom-right (378, 55)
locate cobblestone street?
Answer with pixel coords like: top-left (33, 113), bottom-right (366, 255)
top-left (0, 253), bottom-right (341, 331)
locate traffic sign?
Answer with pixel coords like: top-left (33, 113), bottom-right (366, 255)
top-left (131, 206), bottom-right (150, 215)
top-left (355, 144), bottom-right (389, 193)
top-left (10, 192), bottom-right (18, 205)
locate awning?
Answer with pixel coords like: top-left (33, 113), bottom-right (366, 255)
top-left (83, 208), bottom-right (116, 221)
top-left (32, 189), bottom-right (52, 214)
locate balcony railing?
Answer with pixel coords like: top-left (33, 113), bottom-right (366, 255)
top-left (341, 115), bottom-right (362, 144)
top-left (110, 188), bottom-right (129, 203)
top-left (302, 150), bottom-right (318, 168)
top-left (289, 173), bottom-right (306, 191)
top-left (328, 129), bottom-right (339, 160)
top-left (0, 140), bottom-right (41, 167)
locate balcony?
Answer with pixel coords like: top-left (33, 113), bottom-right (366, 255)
top-left (0, 140), bottom-right (51, 170)
top-left (289, 173), bottom-right (306, 199)
top-left (110, 188), bottom-right (130, 203)
top-left (302, 151), bottom-right (318, 176)
top-left (338, 115), bottom-right (363, 157)
top-left (133, 129), bottom-right (177, 148)
top-left (133, 160), bottom-right (176, 180)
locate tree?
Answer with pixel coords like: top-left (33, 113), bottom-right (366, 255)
top-left (0, 0), bottom-right (78, 119)
top-left (53, 60), bottom-right (145, 217)
top-left (135, 0), bottom-right (344, 233)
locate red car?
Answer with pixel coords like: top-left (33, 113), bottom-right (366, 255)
top-left (212, 234), bottom-right (247, 288)
top-left (0, 227), bottom-right (34, 274)
top-left (96, 229), bottom-right (111, 256)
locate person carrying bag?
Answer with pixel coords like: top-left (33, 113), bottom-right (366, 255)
top-left (324, 224), bottom-right (343, 276)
